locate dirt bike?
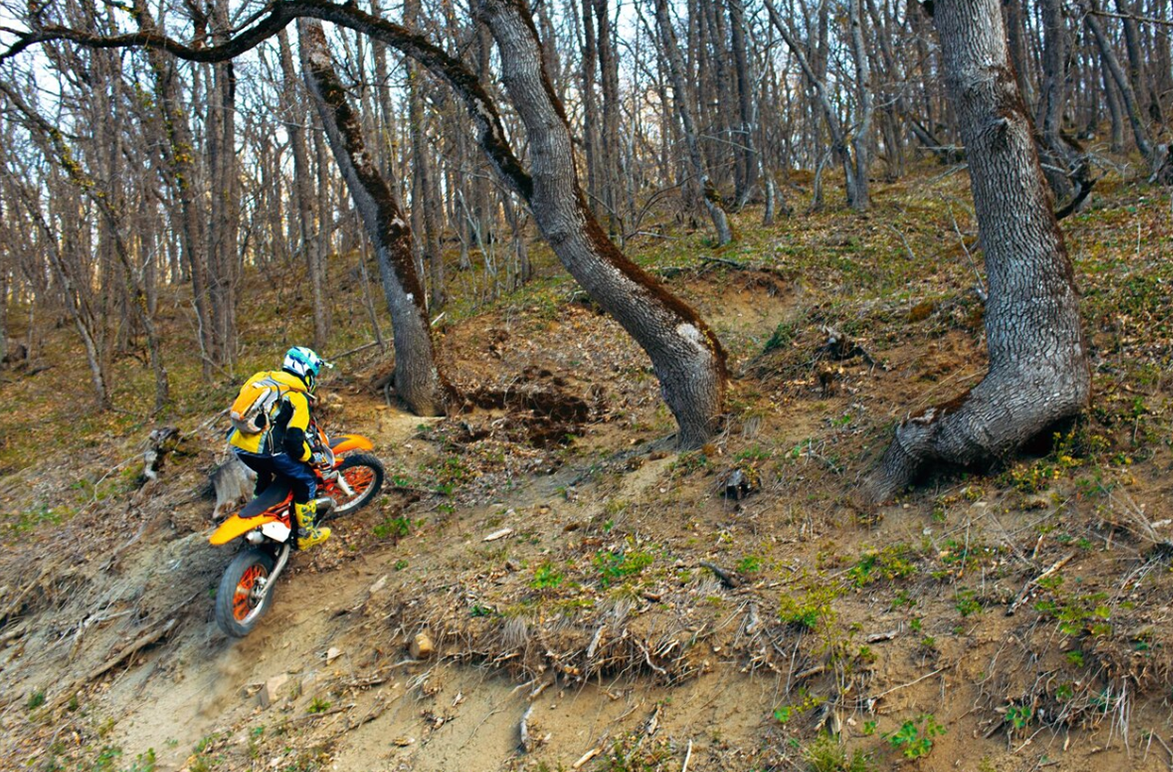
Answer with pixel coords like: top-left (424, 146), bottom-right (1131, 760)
top-left (209, 431), bottom-right (384, 637)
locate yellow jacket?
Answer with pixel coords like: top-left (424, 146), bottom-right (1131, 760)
top-left (228, 370), bottom-right (314, 461)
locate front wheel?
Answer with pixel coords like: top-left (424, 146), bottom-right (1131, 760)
top-left (324, 453), bottom-right (384, 519)
top-left (214, 548), bottom-right (276, 638)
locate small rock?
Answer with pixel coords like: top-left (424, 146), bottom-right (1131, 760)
top-left (326, 647), bottom-right (342, 665)
top-left (259, 674), bottom-right (290, 709)
top-left (369, 575), bottom-right (389, 595)
top-left (410, 632), bottom-right (435, 660)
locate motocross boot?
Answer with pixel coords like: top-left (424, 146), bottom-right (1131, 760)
top-left (293, 500), bottom-right (331, 551)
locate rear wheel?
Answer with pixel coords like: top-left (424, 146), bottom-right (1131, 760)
top-left (324, 453), bottom-right (384, 519)
top-left (214, 548), bottom-right (276, 638)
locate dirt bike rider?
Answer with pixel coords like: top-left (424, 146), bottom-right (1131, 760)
top-left (228, 346), bottom-right (334, 551)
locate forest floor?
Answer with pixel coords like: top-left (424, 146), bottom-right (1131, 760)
top-left (2, 166), bottom-right (1173, 772)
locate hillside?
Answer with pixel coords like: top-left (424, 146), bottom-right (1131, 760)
top-left (2, 168), bottom-right (1173, 772)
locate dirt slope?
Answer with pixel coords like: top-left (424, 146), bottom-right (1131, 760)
top-left (3, 174), bottom-right (1173, 772)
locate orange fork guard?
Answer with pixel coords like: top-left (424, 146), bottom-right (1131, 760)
top-left (331, 434), bottom-right (374, 454)
top-left (210, 513), bottom-right (278, 546)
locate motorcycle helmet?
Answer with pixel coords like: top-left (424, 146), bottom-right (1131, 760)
top-left (282, 346), bottom-right (327, 393)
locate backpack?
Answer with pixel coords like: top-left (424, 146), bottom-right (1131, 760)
top-left (229, 375), bottom-right (287, 436)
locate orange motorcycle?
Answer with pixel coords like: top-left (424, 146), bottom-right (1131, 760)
top-left (209, 432), bottom-right (384, 637)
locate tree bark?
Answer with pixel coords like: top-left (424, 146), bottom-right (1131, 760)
top-left (132, 0), bottom-right (217, 375)
top-left (653, 0), bottom-right (734, 245)
top-left (208, 0), bottom-right (239, 372)
top-left (299, 20), bottom-right (447, 416)
top-left (847, 0), bottom-right (873, 211)
top-left (728, 0), bottom-right (760, 208)
top-left (478, 0), bottom-right (727, 446)
top-left (1083, 0), bottom-right (1154, 164)
top-left (405, 0), bottom-right (445, 311)
top-left (593, 0), bottom-right (623, 237)
top-left (1036, 0), bottom-right (1080, 201)
top-left (868, 0), bottom-right (1090, 501)
top-left (763, 0), bottom-right (857, 209)
top-left (278, 29), bottom-right (330, 351)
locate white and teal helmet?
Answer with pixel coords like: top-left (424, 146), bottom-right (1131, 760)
top-left (282, 346), bottom-right (327, 392)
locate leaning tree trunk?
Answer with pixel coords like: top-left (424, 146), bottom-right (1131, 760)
top-left (1083, 0), bottom-right (1154, 165)
top-left (478, 0), bottom-right (727, 446)
top-left (652, 0), bottom-right (734, 246)
top-left (867, 0), bottom-right (1090, 501)
top-left (299, 20), bottom-right (447, 416)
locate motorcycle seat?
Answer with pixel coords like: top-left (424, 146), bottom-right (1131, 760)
top-left (240, 479), bottom-right (292, 518)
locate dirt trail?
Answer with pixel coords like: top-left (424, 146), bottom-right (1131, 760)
top-left (7, 242), bottom-right (1173, 772)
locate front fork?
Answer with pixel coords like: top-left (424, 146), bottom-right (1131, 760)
top-left (255, 543), bottom-right (292, 606)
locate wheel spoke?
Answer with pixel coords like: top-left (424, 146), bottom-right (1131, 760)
top-left (233, 564), bottom-right (267, 621)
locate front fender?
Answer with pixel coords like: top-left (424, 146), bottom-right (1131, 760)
top-left (210, 514), bottom-right (278, 546)
top-left (330, 434), bottom-right (375, 454)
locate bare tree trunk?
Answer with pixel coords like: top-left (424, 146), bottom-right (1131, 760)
top-left (653, 0), bottom-right (734, 245)
top-left (868, 0), bottom-right (1090, 501)
top-left (847, 0), bottom-right (872, 211)
top-left (1002, 0), bottom-right (1035, 110)
top-left (132, 0), bottom-right (216, 375)
top-left (208, 0), bottom-right (239, 372)
top-left (479, 0), bottom-right (727, 446)
top-left (299, 19), bottom-right (447, 416)
top-left (16, 182), bottom-right (110, 408)
top-left (1113, 0), bottom-right (1148, 115)
top-left (728, 0), bottom-right (759, 208)
top-left (1083, 0), bottom-right (1155, 164)
top-left (405, 0), bottom-right (445, 310)
top-left (593, 0), bottom-right (622, 237)
top-left (579, 0), bottom-right (601, 215)
top-left (764, 0), bottom-right (857, 209)
top-left (1037, 0), bottom-right (1078, 200)
top-left (1101, 52), bottom-right (1126, 152)
top-left (278, 29), bottom-right (330, 351)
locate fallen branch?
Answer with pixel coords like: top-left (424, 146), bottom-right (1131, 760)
top-left (699, 561), bottom-right (742, 589)
top-left (572, 746), bottom-right (602, 769)
top-left (81, 617), bottom-right (178, 688)
top-left (1006, 551), bottom-right (1076, 616)
top-left (794, 663), bottom-right (827, 681)
top-left (866, 667), bottom-right (946, 710)
top-left (681, 738), bottom-right (694, 772)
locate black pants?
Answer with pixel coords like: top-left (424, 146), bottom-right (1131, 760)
top-left (235, 451), bottom-right (317, 505)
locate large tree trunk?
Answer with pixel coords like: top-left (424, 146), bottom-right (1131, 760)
top-left (299, 20), bottom-right (447, 416)
top-left (478, 0), bottom-right (727, 446)
top-left (868, 0), bottom-right (1090, 501)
